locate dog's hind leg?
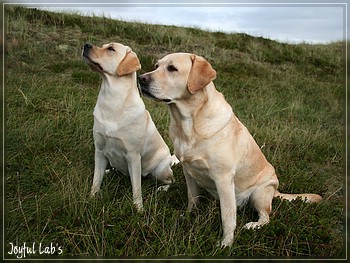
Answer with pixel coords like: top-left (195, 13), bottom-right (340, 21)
top-left (91, 151), bottom-right (109, 196)
top-left (244, 181), bottom-right (277, 230)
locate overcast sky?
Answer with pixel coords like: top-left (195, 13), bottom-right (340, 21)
top-left (7, 1), bottom-right (347, 44)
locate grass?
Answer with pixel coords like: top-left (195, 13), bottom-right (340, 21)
top-left (4, 6), bottom-right (345, 258)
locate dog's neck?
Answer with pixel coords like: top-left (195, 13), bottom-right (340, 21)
top-left (94, 72), bottom-right (145, 122)
top-left (168, 82), bottom-right (211, 140)
top-left (168, 82), bottom-right (233, 142)
top-left (99, 73), bottom-right (139, 99)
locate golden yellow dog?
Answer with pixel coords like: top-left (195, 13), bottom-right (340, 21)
top-left (139, 53), bottom-right (322, 247)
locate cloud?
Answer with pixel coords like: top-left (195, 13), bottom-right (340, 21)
top-left (11, 2), bottom-right (346, 44)
top-left (96, 5), bottom-right (345, 43)
top-left (230, 6), bottom-right (344, 43)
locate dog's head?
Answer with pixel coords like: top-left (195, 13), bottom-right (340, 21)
top-left (138, 53), bottom-right (216, 103)
top-left (82, 42), bottom-right (141, 76)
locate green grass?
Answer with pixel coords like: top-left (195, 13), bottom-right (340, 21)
top-left (5, 6), bottom-right (345, 258)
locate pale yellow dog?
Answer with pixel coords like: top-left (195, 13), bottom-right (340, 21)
top-left (83, 43), bottom-right (178, 211)
top-left (139, 53), bottom-right (322, 247)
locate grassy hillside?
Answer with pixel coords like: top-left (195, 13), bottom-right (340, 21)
top-left (5, 6), bottom-right (345, 258)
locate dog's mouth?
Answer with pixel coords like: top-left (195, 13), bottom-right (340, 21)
top-left (141, 88), bottom-right (157, 100)
top-left (141, 88), bottom-right (171, 103)
top-left (83, 53), bottom-right (104, 72)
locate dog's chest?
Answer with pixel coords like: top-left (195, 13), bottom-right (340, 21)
top-left (173, 137), bottom-right (195, 163)
top-left (93, 117), bottom-right (146, 175)
top-left (182, 158), bottom-right (218, 199)
top-left (95, 131), bottom-right (129, 173)
top-left (175, 140), bottom-right (218, 197)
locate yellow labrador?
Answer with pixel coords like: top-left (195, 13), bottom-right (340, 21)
top-left (82, 43), bottom-right (178, 211)
top-left (139, 53), bottom-right (322, 247)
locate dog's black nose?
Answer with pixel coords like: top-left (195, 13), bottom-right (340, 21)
top-left (139, 74), bottom-right (152, 85)
top-left (83, 43), bottom-right (93, 57)
top-left (84, 43), bottom-right (93, 49)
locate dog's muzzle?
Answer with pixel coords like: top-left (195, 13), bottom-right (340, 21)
top-left (82, 43), bottom-right (103, 71)
top-left (138, 74), bottom-right (155, 98)
top-left (138, 74), bottom-right (171, 103)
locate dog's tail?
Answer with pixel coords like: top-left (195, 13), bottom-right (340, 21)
top-left (274, 190), bottom-right (322, 203)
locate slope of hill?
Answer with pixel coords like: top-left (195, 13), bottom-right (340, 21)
top-left (5, 6), bottom-right (345, 258)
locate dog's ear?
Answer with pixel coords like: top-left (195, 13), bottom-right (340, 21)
top-left (116, 48), bottom-right (141, 76)
top-left (187, 55), bottom-right (216, 94)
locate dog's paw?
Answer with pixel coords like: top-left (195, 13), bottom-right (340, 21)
top-left (179, 211), bottom-right (189, 218)
top-left (217, 237), bottom-right (233, 248)
top-left (171, 155), bottom-right (180, 166)
top-left (157, 185), bottom-right (170, 192)
top-left (134, 202), bottom-right (144, 213)
top-left (90, 188), bottom-right (99, 197)
top-left (105, 167), bottom-right (116, 174)
top-left (243, 222), bottom-right (261, 230)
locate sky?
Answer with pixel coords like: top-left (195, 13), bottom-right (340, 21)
top-left (7, 1), bottom-right (348, 44)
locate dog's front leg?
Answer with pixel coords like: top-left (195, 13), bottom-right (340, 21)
top-left (215, 178), bottom-right (236, 248)
top-left (91, 150), bottom-right (108, 196)
top-left (127, 153), bottom-right (143, 212)
top-left (183, 168), bottom-right (200, 212)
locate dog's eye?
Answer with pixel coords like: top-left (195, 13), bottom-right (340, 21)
top-left (155, 63), bottom-right (159, 69)
top-left (167, 65), bottom-right (178, 72)
top-left (107, 46), bottom-right (115, 52)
